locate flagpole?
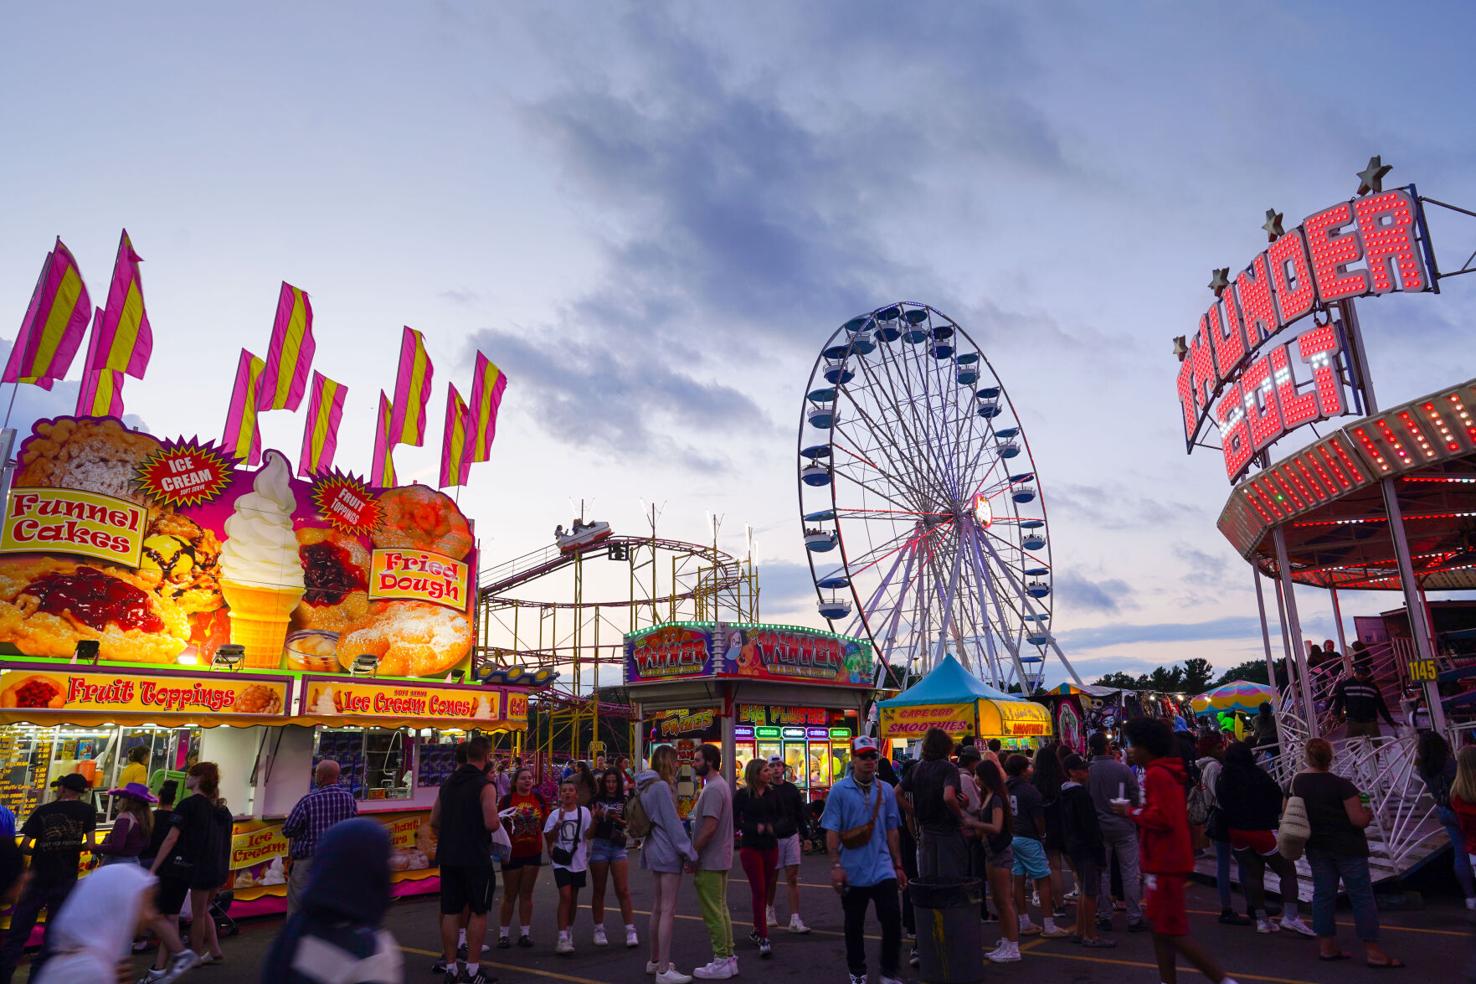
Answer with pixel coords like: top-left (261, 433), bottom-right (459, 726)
top-left (2, 382), bottom-right (19, 433)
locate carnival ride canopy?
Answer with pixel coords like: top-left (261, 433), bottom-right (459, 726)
top-left (1191, 680), bottom-right (1276, 715)
top-left (877, 653), bottom-right (1052, 739)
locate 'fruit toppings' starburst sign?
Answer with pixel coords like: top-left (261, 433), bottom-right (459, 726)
top-left (310, 471), bottom-right (380, 536)
top-left (136, 438), bottom-right (235, 508)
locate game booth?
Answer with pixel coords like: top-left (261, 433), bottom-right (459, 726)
top-left (624, 621), bottom-right (873, 815)
top-left (877, 654), bottom-right (1053, 753)
top-left (0, 416), bottom-right (529, 923)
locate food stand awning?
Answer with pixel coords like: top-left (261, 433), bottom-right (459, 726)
top-left (878, 654), bottom-right (1051, 740)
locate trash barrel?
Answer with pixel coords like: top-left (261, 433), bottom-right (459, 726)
top-left (910, 878), bottom-right (986, 984)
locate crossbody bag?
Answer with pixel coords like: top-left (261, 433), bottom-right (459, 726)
top-left (840, 782), bottom-right (884, 849)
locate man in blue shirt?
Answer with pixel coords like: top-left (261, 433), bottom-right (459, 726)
top-left (821, 737), bottom-right (906, 984)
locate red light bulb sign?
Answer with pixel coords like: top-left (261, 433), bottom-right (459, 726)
top-left (1178, 187), bottom-right (1434, 482)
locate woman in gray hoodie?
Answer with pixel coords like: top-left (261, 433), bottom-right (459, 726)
top-left (636, 746), bottom-right (698, 983)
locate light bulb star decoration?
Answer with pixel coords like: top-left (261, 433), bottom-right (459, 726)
top-left (1208, 267), bottom-right (1230, 297)
top-left (1262, 209), bottom-right (1285, 242)
top-left (1357, 155), bottom-right (1392, 196)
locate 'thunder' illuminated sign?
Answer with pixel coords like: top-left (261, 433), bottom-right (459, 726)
top-left (1177, 187), bottom-right (1435, 481)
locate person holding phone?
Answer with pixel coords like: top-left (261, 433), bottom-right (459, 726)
top-left (589, 769), bottom-right (638, 948)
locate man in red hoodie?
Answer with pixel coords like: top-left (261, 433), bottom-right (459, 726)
top-left (1115, 719), bottom-right (1239, 984)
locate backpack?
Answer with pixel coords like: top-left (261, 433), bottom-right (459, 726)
top-left (625, 784), bottom-right (653, 839)
top-left (1186, 771), bottom-right (1213, 826)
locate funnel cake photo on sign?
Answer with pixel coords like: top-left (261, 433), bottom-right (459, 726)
top-left (14, 417), bottom-right (163, 509)
top-left (292, 527), bottom-right (369, 634)
top-left (337, 599), bottom-right (473, 677)
top-left (0, 558), bottom-right (191, 662)
top-left (372, 485), bottom-right (473, 558)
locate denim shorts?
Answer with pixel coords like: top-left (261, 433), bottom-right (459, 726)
top-left (589, 839), bottom-right (628, 864)
top-left (1011, 836), bottom-right (1050, 879)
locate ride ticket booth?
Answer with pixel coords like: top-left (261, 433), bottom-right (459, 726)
top-left (625, 621), bottom-right (873, 804)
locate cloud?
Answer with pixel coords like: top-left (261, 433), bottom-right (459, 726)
top-left (1057, 615), bottom-right (1268, 652)
top-left (438, 288), bottom-right (480, 307)
top-left (1054, 571), bottom-right (1134, 615)
top-left (1049, 482), bottom-right (1198, 531)
top-left (754, 558), bottom-right (821, 614)
top-left (463, 327), bottom-right (769, 469)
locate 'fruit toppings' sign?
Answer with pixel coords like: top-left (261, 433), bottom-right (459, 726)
top-left (0, 666), bottom-right (287, 717)
top-left (0, 488), bottom-right (147, 566)
top-left (368, 549), bottom-right (468, 609)
top-left (310, 472), bottom-right (380, 536)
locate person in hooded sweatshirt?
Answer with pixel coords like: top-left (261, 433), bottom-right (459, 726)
top-left (1115, 718), bottom-right (1240, 984)
top-left (636, 746), bottom-right (698, 984)
top-left (34, 863), bottom-right (160, 984)
top-left (261, 818), bottom-right (403, 984)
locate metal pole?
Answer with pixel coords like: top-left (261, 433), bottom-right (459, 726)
top-left (1379, 480), bottom-right (1447, 732)
top-left (1253, 566), bottom-right (1280, 712)
top-left (1272, 526), bottom-right (1319, 738)
top-left (1343, 297), bottom-right (1446, 732)
top-left (1329, 586), bottom-right (1349, 664)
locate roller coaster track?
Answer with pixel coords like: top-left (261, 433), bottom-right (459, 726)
top-left (478, 535), bottom-right (741, 607)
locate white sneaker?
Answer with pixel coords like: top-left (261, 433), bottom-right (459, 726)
top-left (593, 926), bottom-right (608, 947)
top-left (788, 913), bottom-right (810, 934)
top-left (725, 957), bottom-right (739, 976)
top-left (556, 934), bottom-right (575, 954)
top-left (626, 927), bottom-right (641, 947)
top-left (656, 968), bottom-right (694, 984)
top-left (987, 941), bottom-right (1021, 963)
top-left (1255, 917), bottom-right (1280, 934)
top-left (692, 959), bottom-right (736, 980)
top-left (1278, 915), bottom-right (1316, 937)
top-left (765, 905), bottom-right (777, 926)
top-left (647, 961), bottom-right (660, 975)
top-left (1467, 897), bottom-right (1476, 911)
top-left (881, 977), bottom-right (906, 984)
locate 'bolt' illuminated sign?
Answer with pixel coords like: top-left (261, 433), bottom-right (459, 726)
top-left (1177, 186), bottom-right (1435, 482)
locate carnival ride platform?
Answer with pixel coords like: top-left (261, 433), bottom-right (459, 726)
top-left (1219, 375), bottom-right (1476, 589)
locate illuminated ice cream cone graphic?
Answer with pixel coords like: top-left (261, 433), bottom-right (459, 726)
top-left (219, 451), bottom-right (305, 668)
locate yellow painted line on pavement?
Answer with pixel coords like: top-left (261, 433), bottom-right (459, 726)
top-left (400, 944), bottom-right (610, 984)
top-left (1022, 945), bottom-right (1320, 984)
top-left (1182, 907), bottom-right (1465, 938)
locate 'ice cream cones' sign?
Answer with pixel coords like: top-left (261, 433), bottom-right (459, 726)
top-left (298, 677), bottom-right (526, 729)
top-left (0, 415), bottom-right (477, 677)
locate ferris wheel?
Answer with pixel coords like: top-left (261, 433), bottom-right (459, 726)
top-left (796, 301), bottom-right (1081, 692)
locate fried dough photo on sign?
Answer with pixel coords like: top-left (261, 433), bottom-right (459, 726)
top-left (372, 485), bottom-right (473, 558)
top-left (291, 527), bottom-right (370, 635)
top-left (0, 558), bottom-right (191, 663)
top-left (337, 600), bottom-right (473, 677)
top-left (0, 673), bottom-right (66, 709)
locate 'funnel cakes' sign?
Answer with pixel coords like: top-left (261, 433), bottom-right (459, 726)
top-left (0, 416), bottom-right (476, 678)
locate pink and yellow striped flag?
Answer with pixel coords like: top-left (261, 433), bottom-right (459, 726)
top-left (3, 238), bottom-right (91, 386)
top-left (467, 351), bottom-right (508, 463)
top-left (298, 371), bottom-right (347, 477)
top-left (91, 230), bottom-right (153, 378)
top-left (439, 384), bottom-right (473, 489)
top-left (257, 282), bottom-right (315, 411)
top-left (75, 309), bottom-right (126, 417)
top-left (389, 326), bottom-right (434, 446)
top-left (371, 391), bottom-right (397, 488)
top-left (221, 349), bottom-right (266, 465)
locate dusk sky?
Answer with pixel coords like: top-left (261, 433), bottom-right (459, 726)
top-left (3, 2), bottom-right (1475, 688)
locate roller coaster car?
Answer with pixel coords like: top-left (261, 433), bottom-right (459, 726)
top-left (556, 520), bottom-right (612, 553)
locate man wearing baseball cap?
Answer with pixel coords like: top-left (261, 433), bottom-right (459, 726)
top-left (0, 774), bottom-right (96, 984)
top-left (820, 737), bottom-right (906, 984)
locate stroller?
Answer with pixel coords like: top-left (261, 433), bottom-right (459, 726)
top-left (209, 890), bottom-right (238, 937)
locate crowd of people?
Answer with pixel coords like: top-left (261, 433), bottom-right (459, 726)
top-left (0, 715), bottom-right (1472, 984)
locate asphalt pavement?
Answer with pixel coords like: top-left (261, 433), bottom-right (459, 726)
top-left (19, 852), bottom-right (1472, 983)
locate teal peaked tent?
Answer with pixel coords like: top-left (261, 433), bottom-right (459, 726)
top-left (878, 653), bottom-right (1022, 708)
